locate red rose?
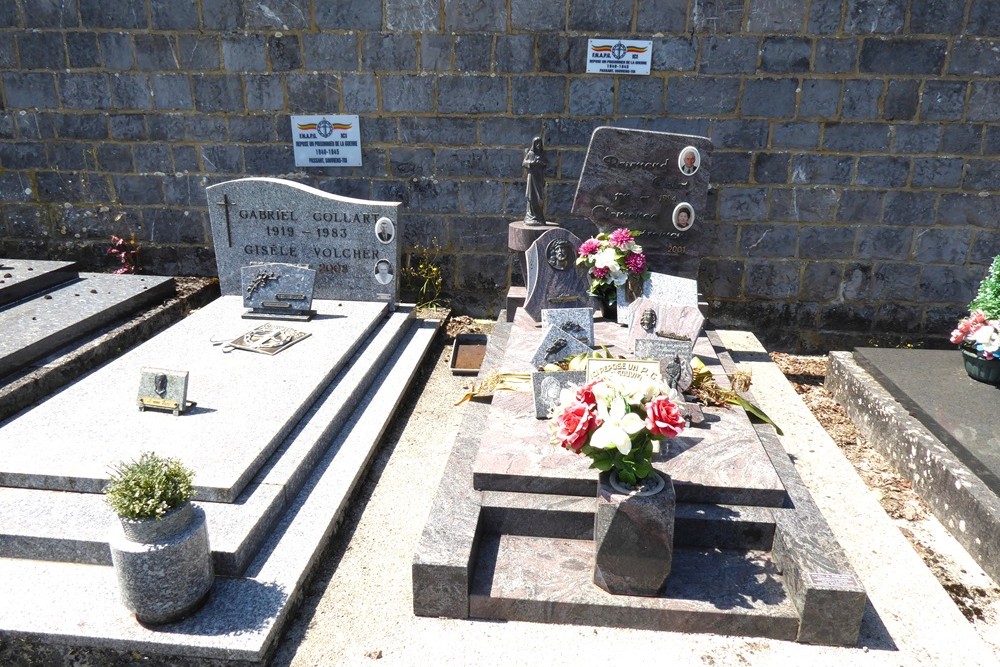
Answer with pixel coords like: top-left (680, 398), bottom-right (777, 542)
top-left (645, 396), bottom-right (686, 438)
top-left (555, 400), bottom-right (596, 452)
top-left (574, 380), bottom-right (600, 407)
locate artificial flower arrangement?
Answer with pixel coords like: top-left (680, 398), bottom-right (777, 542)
top-left (550, 374), bottom-right (685, 487)
top-left (576, 227), bottom-right (650, 304)
top-left (951, 255), bottom-right (1000, 359)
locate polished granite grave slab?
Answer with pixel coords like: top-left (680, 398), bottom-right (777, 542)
top-left (0, 259), bottom-right (79, 307)
top-left (0, 296), bottom-right (387, 502)
top-left (415, 312), bottom-right (867, 647)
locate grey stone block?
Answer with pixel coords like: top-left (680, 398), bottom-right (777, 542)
top-left (941, 124), bottom-right (982, 154)
top-left (386, 0), bottom-right (436, 29)
top-left (968, 0), bottom-right (1000, 36)
top-left (814, 38), bottom-right (858, 73)
top-left (769, 187), bottom-right (839, 223)
top-left (538, 36), bottom-right (589, 74)
top-left (668, 76), bottom-right (739, 115)
top-left (54, 113), bottom-right (108, 139)
top-left (618, 78), bottom-right (663, 115)
top-left (745, 260), bottom-right (799, 298)
top-left (638, 0), bottom-right (687, 31)
top-left (223, 34), bottom-right (267, 72)
top-left (438, 76), bottom-right (507, 114)
top-left (200, 145), bottom-right (241, 173)
top-left (711, 119), bottom-right (768, 149)
top-left (3, 72), bottom-right (58, 109)
top-left (455, 35), bottom-right (492, 72)
top-left (748, 0), bottom-right (805, 31)
top-left (772, 122), bottom-right (820, 149)
top-left (245, 75), bottom-right (285, 111)
top-left (754, 153), bottom-right (789, 184)
top-left (133, 143), bottom-right (171, 172)
top-left (362, 33), bottom-right (417, 71)
top-left (569, 0), bottom-right (632, 31)
top-left (912, 157), bottom-right (962, 188)
top-left (185, 115), bottom-right (226, 141)
top-left (718, 187), bottom-right (767, 221)
top-left (511, 0), bottom-right (563, 29)
top-left (98, 32), bottom-right (133, 70)
top-left (97, 144), bottom-right (134, 172)
top-left (134, 34), bottom-right (178, 72)
top-left (791, 154), bottom-right (852, 185)
top-left (420, 34), bottom-right (452, 71)
top-left (883, 191), bottom-right (937, 226)
top-left (918, 265), bottom-right (979, 302)
top-left (458, 181), bottom-right (504, 213)
top-left (808, 0), bottom-right (842, 33)
top-left (113, 174), bottom-right (163, 205)
top-left (921, 80), bottom-right (968, 121)
top-left (938, 193), bottom-right (1000, 228)
top-left (860, 39), bottom-right (946, 74)
top-left (651, 37), bottom-right (697, 71)
top-left (800, 261), bottom-right (842, 300)
top-left (268, 34), bottom-right (302, 71)
top-left (302, 34), bottom-right (357, 71)
top-left (856, 156), bottom-right (909, 188)
top-left (968, 83), bottom-right (1000, 121)
top-left (964, 160), bottom-right (1000, 190)
top-left (229, 116), bottom-right (273, 143)
top-left (698, 258), bottom-right (743, 298)
top-left (970, 233), bottom-right (1000, 264)
top-left (512, 77), bottom-right (566, 115)
top-left (845, 0), bottom-right (904, 33)
top-left (893, 124), bottom-right (940, 153)
top-left (1, 142), bottom-right (46, 168)
top-left (286, 73), bottom-right (339, 113)
top-left (478, 118), bottom-right (539, 146)
top-left (80, 0), bottom-right (146, 27)
top-left (911, 0), bottom-right (965, 33)
top-left (151, 74), bottom-right (193, 111)
top-left (151, 0), bottom-right (198, 29)
top-left (110, 74), bottom-right (152, 110)
top-left (495, 35), bottom-right (535, 73)
top-left (883, 80), bottom-right (919, 120)
top-left (760, 37), bottom-right (811, 73)
top-left (176, 35), bottom-right (220, 70)
top-left (691, 0), bottom-right (744, 32)
top-left (316, 0), bottom-right (380, 28)
top-left (192, 74), bottom-right (244, 112)
top-left (800, 226), bottom-right (855, 259)
top-left (798, 79), bottom-right (840, 118)
top-left (382, 75), bottom-right (435, 113)
top-left (914, 229), bottom-right (970, 264)
top-left (247, 0), bottom-right (309, 29)
top-left (857, 226), bottom-right (912, 259)
top-left (109, 114), bottom-right (145, 140)
top-left (842, 79), bottom-right (882, 119)
top-left (739, 223), bottom-right (798, 257)
top-left (699, 36), bottom-right (758, 74)
top-left (569, 78), bottom-right (614, 116)
top-left (200, 0), bottom-right (244, 29)
top-left (18, 31), bottom-right (65, 68)
top-left (711, 151), bottom-right (751, 183)
top-left (823, 123), bottom-right (889, 152)
top-left (949, 39), bottom-right (1000, 76)
top-left (400, 117), bottom-right (476, 144)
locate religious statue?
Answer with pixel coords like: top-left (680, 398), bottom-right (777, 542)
top-left (523, 136), bottom-right (546, 225)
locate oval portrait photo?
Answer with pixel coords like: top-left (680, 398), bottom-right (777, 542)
top-left (678, 147), bottom-right (700, 176)
top-left (375, 217), bottom-right (395, 244)
top-left (673, 203), bottom-right (695, 231)
top-left (374, 259), bottom-right (394, 285)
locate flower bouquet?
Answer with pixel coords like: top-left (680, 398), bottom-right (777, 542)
top-left (951, 255), bottom-right (1000, 360)
top-left (550, 375), bottom-right (685, 487)
top-left (576, 228), bottom-right (650, 305)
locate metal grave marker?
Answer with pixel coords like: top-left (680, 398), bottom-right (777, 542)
top-left (207, 177), bottom-right (400, 306)
top-left (137, 367), bottom-right (191, 416)
top-left (241, 262), bottom-right (316, 321)
top-left (541, 307), bottom-right (595, 346)
top-left (530, 323), bottom-right (592, 370)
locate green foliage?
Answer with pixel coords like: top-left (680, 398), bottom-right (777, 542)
top-left (400, 239), bottom-right (446, 309)
top-left (583, 436), bottom-right (655, 486)
top-left (969, 255), bottom-right (1000, 319)
top-left (104, 452), bottom-right (194, 520)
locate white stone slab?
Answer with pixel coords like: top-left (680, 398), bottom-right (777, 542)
top-left (0, 296), bottom-right (387, 502)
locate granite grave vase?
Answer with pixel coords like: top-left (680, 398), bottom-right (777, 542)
top-left (593, 470), bottom-right (675, 597)
top-left (962, 348), bottom-right (1000, 385)
top-left (109, 501), bottom-right (214, 625)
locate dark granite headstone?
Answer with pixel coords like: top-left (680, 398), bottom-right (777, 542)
top-left (573, 128), bottom-right (711, 239)
top-left (207, 177), bottom-right (400, 306)
top-left (522, 228), bottom-right (592, 321)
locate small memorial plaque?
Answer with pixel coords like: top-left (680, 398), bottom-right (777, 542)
top-left (541, 307), bottom-right (595, 346)
top-left (530, 324), bottom-right (592, 370)
top-left (634, 338), bottom-right (692, 363)
top-left (532, 370), bottom-right (586, 419)
top-left (137, 368), bottom-right (190, 416)
top-left (241, 262), bottom-right (316, 321)
top-left (586, 39), bottom-right (652, 76)
top-left (586, 358), bottom-right (661, 383)
top-left (225, 323), bottom-right (310, 356)
top-left (207, 177), bottom-right (400, 305)
top-left (626, 298), bottom-right (705, 353)
top-left (291, 114), bottom-right (362, 167)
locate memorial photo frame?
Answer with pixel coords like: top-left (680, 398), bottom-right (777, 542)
top-left (678, 146), bottom-right (700, 176)
top-left (672, 202), bottom-right (695, 231)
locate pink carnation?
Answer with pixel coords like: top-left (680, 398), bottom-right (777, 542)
top-left (624, 252), bottom-right (646, 274)
top-left (644, 396), bottom-right (686, 439)
top-left (591, 266), bottom-right (609, 280)
top-left (608, 228), bottom-right (633, 248)
top-left (578, 238), bottom-right (600, 256)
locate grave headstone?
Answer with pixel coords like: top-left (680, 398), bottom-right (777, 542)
top-left (625, 297), bottom-right (705, 354)
top-left (572, 128), bottom-right (711, 279)
top-left (522, 228), bottom-right (592, 321)
top-left (137, 367), bottom-right (190, 416)
top-left (240, 262), bottom-right (316, 321)
top-left (541, 307), bottom-right (594, 346)
top-left (207, 177), bottom-right (400, 306)
top-left (530, 323), bottom-right (591, 370)
top-left (616, 271), bottom-right (699, 325)
top-left (531, 369), bottom-right (586, 419)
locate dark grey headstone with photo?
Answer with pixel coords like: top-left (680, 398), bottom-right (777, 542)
top-left (572, 127), bottom-right (711, 241)
top-left (523, 228), bottom-right (592, 321)
top-left (207, 177), bottom-right (400, 305)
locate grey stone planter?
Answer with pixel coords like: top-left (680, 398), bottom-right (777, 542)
top-left (593, 470), bottom-right (676, 596)
top-left (109, 501), bottom-right (214, 625)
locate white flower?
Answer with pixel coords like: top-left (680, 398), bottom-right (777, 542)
top-left (593, 247), bottom-right (622, 272)
top-left (590, 394), bottom-right (645, 455)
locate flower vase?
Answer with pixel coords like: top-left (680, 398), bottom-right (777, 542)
top-left (962, 348), bottom-right (1000, 385)
top-left (599, 296), bottom-right (617, 321)
top-left (593, 470), bottom-right (676, 596)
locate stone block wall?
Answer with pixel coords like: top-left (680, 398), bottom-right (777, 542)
top-left (2, 0), bottom-right (999, 350)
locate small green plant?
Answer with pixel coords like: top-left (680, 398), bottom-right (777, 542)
top-left (104, 452), bottom-right (194, 520)
top-left (969, 254), bottom-right (1000, 318)
top-left (400, 239), bottom-right (445, 309)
